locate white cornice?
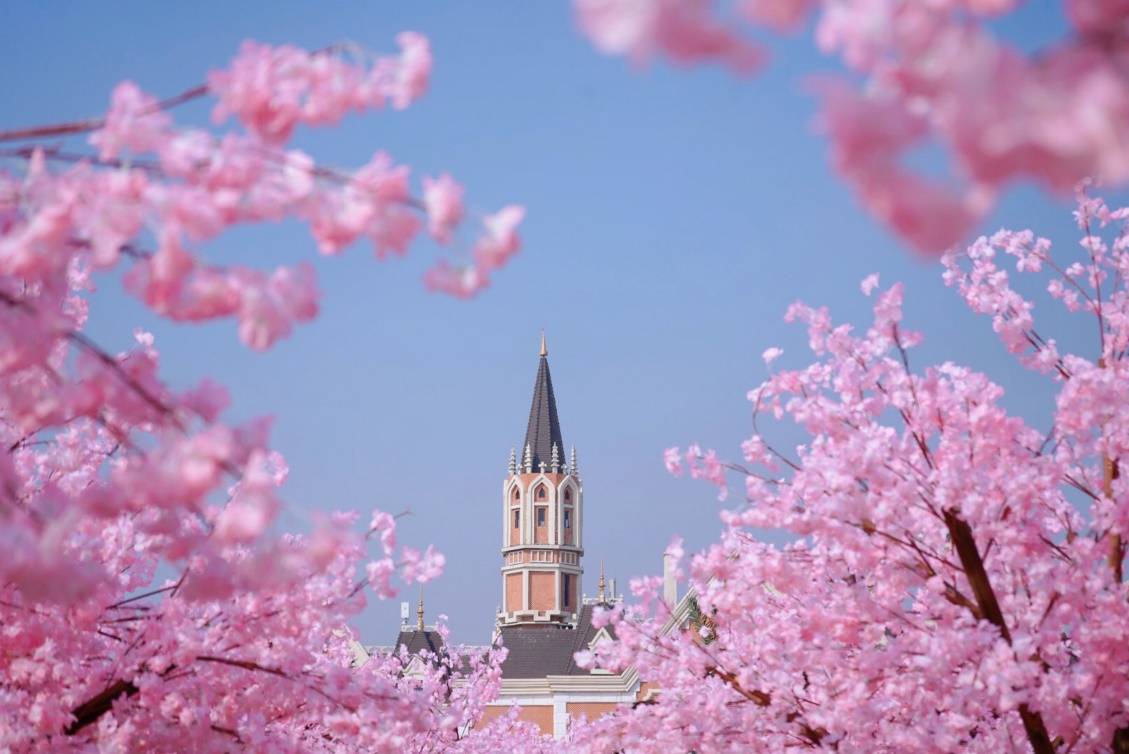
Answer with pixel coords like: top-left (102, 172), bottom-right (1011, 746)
top-left (501, 544), bottom-right (583, 554)
top-left (497, 666), bottom-right (640, 696)
top-left (659, 585), bottom-right (698, 635)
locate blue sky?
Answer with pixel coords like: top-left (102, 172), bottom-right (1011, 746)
top-left (2, 2), bottom-right (1122, 643)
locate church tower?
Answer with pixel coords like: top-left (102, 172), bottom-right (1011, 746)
top-left (498, 335), bottom-right (583, 627)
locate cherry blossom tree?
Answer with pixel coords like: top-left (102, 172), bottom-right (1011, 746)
top-left (0, 34), bottom-right (539, 752)
top-left (574, 0), bottom-right (1129, 254)
top-left (570, 190), bottom-right (1129, 753)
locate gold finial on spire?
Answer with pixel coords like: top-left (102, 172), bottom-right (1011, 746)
top-left (539, 330), bottom-right (548, 357)
top-left (417, 589), bottom-right (425, 631)
top-left (598, 561), bottom-right (606, 603)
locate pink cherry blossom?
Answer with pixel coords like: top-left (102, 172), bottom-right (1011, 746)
top-left (422, 173), bottom-right (465, 243)
top-left (233, 263), bottom-right (320, 351)
top-left (473, 205), bottom-right (525, 272)
top-left (572, 190), bottom-right (1129, 754)
top-left (368, 510), bottom-right (398, 555)
top-left (207, 38), bottom-right (429, 144)
top-left (400, 544), bottom-right (446, 584)
top-left (575, 0), bottom-right (763, 74)
top-left (384, 31), bottom-right (432, 110)
top-left (90, 81), bottom-right (172, 159)
top-left (739, 0), bottom-right (816, 30)
top-left (575, 0), bottom-right (1129, 252)
top-left (663, 446), bottom-right (683, 476)
top-left (0, 35), bottom-right (538, 753)
top-left (423, 260), bottom-right (490, 298)
top-left (684, 443), bottom-right (727, 500)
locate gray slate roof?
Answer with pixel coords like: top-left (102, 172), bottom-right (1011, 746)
top-left (394, 629), bottom-right (444, 657)
top-left (390, 610), bottom-right (617, 680)
top-left (497, 604), bottom-right (612, 679)
top-left (523, 354), bottom-right (564, 473)
top-left (392, 629), bottom-right (473, 675)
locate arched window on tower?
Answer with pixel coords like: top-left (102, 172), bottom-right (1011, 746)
top-left (564, 488), bottom-right (571, 502)
top-left (534, 505), bottom-right (548, 544)
top-left (536, 484), bottom-right (546, 500)
top-left (512, 487), bottom-right (520, 501)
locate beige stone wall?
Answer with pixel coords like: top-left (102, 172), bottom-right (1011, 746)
top-left (505, 572), bottom-right (523, 613)
top-left (529, 570), bottom-right (555, 611)
top-left (479, 704), bottom-right (554, 734)
top-left (636, 681), bottom-right (659, 702)
top-left (566, 701), bottom-right (618, 725)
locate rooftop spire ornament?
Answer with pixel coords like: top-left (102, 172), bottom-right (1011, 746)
top-left (539, 330), bottom-right (548, 357)
top-left (551, 442), bottom-right (560, 473)
top-left (598, 562), bottom-right (606, 603)
top-left (508, 447), bottom-right (516, 475)
top-left (523, 443), bottom-right (533, 474)
top-left (416, 590), bottom-right (425, 631)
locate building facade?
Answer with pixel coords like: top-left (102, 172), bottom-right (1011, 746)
top-left (478, 336), bottom-right (647, 736)
top-left (370, 337), bottom-right (693, 738)
top-left (498, 333), bottom-right (583, 626)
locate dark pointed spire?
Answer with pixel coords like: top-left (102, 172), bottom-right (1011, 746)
top-left (523, 335), bottom-right (564, 474)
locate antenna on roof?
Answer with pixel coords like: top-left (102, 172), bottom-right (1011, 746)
top-left (400, 601), bottom-right (409, 628)
top-left (417, 588), bottom-right (425, 631)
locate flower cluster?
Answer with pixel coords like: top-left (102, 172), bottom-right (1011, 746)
top-left (574, 0), bottom-right (1129, 253)
top-left (572, 193), bottom-right (1129, 753)
top-left (6, 35), bottom-right (524, 355)
top-left (0, 36), bottom-right (540, 752)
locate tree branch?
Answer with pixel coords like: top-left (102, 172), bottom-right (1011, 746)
top-left (0, 84), bottom-right (207, 143)
top-left (944, 510), bottom-right (1055, 754)
top-left (65, 678), bottom-right (139, 736)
